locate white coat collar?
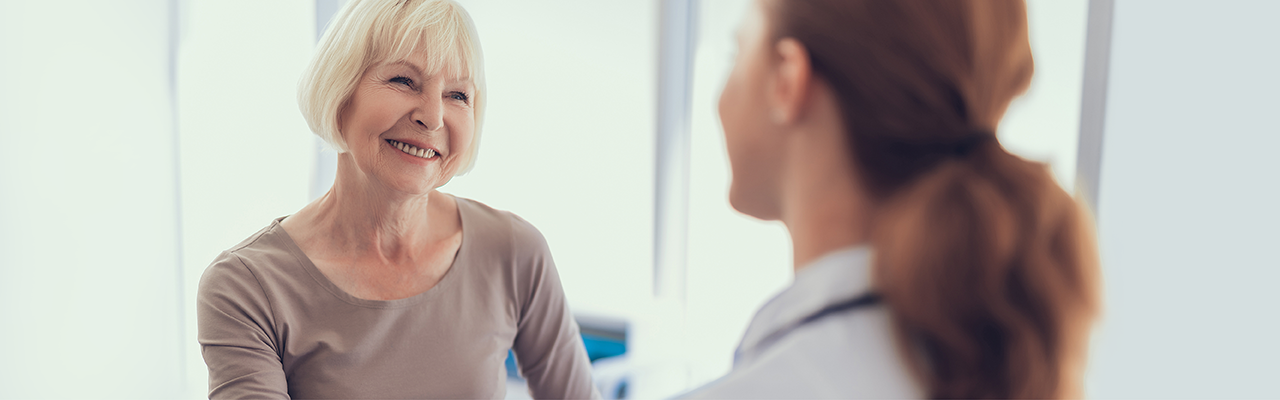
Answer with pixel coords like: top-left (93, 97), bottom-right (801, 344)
top-left (734, 245), bottom-right (877, 364)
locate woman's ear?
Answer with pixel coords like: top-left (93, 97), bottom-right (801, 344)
top-left (335, 98), bottom-right (352, 150)
top-left (769, 38), bottom-right (813, 124)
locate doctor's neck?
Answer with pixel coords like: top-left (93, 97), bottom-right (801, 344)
top-left (775, 97), bottom-right (876, 272)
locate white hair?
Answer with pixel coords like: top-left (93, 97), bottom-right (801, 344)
top-left (298, 0), bottom-right (486, 174)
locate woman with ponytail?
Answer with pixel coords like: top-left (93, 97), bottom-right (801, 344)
top-left (683, 0), bottom-right (1100, 398)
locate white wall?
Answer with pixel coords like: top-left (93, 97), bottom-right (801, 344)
top-left (1087, 0), bottom-right (1280, 397)
top-left (446, 0), bottom-right (657, 320)
top-left (1002, 0), bottom-right (1089, 190)
top-left (175, 0), bottom-right (317, 397)
top-left (0, 1), bottom-right (184, 397)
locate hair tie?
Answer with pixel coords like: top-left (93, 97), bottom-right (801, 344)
top-left (951, 130), bottom-right (996, 157)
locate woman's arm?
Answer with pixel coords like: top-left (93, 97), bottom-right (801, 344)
top-left (509, 218), bottom-right (600, 399)
top-left (197, 252), bottom-right (290, 399)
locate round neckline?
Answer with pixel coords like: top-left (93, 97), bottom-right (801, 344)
top-left (274, 196), bottom-right (473, 309)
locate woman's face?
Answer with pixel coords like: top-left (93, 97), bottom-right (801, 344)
top-left (338, 51), bottom-right (475, 195)
top-left (719, 1), bottom-right (786, 220)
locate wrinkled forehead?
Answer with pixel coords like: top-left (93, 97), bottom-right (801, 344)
top-left (384, 36), bottom-right (473, 80)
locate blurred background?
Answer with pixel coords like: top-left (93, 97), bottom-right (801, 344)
top-left (1, 0), bottom-right (1277, 398)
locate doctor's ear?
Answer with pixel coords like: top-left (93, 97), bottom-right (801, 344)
top-left (768, 38), bottom-right (814, 125)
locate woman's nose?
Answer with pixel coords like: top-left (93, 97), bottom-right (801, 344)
top-left (413, 93), bottom-right (444, 131)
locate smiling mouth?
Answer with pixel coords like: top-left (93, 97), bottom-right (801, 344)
top-left (386, 139), bottom-right (437, 159)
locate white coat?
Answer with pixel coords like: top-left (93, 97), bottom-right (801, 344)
top-left (681, 247), bottom-right (923, 399)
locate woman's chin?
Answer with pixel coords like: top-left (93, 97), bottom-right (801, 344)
top-left (370, 164), bottom-right (449, 194)
top-left (728, 195), bottom-right (761, 220)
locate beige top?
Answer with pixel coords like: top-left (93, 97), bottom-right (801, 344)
top-left (197, 197), bottom-right (598, 399)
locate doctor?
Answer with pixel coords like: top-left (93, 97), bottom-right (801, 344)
top-left (684, 0), bottom-right (1101, 398)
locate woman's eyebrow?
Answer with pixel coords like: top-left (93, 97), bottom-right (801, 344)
top-left (384, 60), bottom-right (424, 75)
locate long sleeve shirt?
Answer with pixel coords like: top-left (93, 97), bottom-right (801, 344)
top-left (197, 197), bottom-right (599, 399)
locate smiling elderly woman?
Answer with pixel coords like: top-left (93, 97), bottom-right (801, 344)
top-left (195, 1), bottom-right (598, 398)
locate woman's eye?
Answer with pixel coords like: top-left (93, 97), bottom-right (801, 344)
top-left (450, 92), bottom-right (470, 102)
top-left (390, 76), bottom-right (414, 87)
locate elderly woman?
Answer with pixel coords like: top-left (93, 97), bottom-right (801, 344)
top-left (196, 1), bottom-right (598, 398)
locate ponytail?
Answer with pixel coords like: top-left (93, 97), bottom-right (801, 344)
top-left (873, 143), bottom-right (1099, 398)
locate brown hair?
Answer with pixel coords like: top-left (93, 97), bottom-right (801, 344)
top-left (764, 0), bottom-right (1100, 398)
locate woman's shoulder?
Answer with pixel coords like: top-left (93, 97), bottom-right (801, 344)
top-left (199, 218), bottom-right (308, 296)
top-left (455, 196), bottom-right (550, 256)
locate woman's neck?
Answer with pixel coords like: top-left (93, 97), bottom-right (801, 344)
top-left (286, 156), bottom-right (447, 262)
top-left (777, 90), bottom-right (875, 271)
top-left (781, 183), bottom-right (870, 271)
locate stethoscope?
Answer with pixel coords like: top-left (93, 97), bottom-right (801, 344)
top-left (738, 292), bottom-right (883, 362)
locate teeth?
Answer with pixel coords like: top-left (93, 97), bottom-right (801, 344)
top-left (389, 140), bottom-right (436, 159)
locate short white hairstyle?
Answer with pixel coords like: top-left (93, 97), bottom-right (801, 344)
top-left (298, 0), bottom-right (486, 174)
